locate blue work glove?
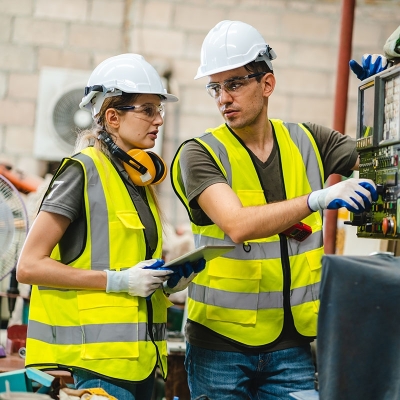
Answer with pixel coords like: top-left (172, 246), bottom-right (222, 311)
top-left (105, 259), bottom-right (172, 298)
top-left (349, 53), bottom-right (388, 81)
top-left (307, 178), bottom-right (377, 214)
top-left (163, 258), bottom-right (206, 294)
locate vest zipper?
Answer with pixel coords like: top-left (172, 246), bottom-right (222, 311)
top-left (279, 234), bottom-right (293, 326)
top-left (146, 299), bottom-right (165, 378)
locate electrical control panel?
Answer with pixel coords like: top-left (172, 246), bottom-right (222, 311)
top-left (349, 64), bottom-right (400, 238)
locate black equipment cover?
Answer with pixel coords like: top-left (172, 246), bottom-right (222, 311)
top-left (317, 253), bottom-right (400, 400)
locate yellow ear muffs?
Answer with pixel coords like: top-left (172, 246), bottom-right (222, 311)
top-left (123, 149), bottom-right (167, 186)
top-left (147, 151), bottom-right (167, 184)
top-left (98, 131), bottom-right (167, 186)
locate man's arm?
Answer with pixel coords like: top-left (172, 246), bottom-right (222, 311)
top-left (197, 182), bottom-right (312, 243)
top-left (182, 139), bottom-right (373, 244)
top-left (351, 155), bottom-right (360, 171)
top-left (197, 178), bottom-right (376, 244)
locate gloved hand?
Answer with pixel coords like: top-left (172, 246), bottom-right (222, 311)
top-left (349, 53), bottom-right (388, 80)
top-left (105, 259), bottom-right (172, 298)
top-left (163, 258), bottom-right (206, 294)
top-left (308, 178), bottom-right (377, 214)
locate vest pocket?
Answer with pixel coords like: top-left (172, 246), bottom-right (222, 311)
top-left (77, 291), bottom-right (139, 360)
top-left (110, 211), bottom-right (146, 269)
top-left (237, 189), bottom-right (266, 207)
top-left (305, 247), bottom-right (323, 312)
top-left (115, 211), bottom-right (145, 229)
top-left (206, 258), bottom-right (261, 325)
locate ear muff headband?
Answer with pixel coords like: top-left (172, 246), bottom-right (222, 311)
top-left (99, 131), bottom-right (167, 186)
top-left (146, 151), bottom-right (167, 184)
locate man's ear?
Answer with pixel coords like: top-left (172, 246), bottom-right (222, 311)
top-left (263, 72), bottom-right (276, 97)
top-left (104, 108), bottom-right (120, 128)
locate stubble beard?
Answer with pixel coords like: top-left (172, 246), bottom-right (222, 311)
top-left (224, 111), bottom-right (259, 131)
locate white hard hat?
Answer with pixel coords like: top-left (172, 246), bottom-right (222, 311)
top-left (195, 20), bottom-right (277, 80)
top-left (80, 53), bottom-right (178, 117)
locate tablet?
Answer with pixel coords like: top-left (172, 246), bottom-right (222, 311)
top-left (164, 245), bottom-right (235, 268)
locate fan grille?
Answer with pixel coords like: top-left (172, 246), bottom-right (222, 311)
top-left (0, 176), bottom-right (29, 280)
top-left (52, 88), bottom-right (92, 147)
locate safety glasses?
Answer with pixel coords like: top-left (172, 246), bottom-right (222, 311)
top-left (114, 103), bottom-right (165, 120)
top-left (205, 72), bottom-right (266, 99)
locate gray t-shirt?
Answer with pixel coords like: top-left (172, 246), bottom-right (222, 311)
top-left (40, 153), bottom-right (158, 264)
top-left (178, 122), bottom-right (358, 352)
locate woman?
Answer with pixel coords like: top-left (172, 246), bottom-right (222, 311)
top-left (17, 54), bottom-right (179, 400)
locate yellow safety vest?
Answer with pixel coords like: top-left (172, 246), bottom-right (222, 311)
top-left (171, 120), bottom-right (324, 345)
top-left (26, 147), bottom-right (172, 381)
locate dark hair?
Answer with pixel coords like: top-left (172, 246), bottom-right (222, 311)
top-left (244, 60), bottom-right (274, 81)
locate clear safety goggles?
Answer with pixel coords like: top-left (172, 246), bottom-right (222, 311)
top-left (114, 103), bottom-right (165, 120)
top-left (205, 72), bottom-right (266, 98)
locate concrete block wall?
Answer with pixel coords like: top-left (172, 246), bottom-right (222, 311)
top-left (0, 0), bottom-right (399, 229)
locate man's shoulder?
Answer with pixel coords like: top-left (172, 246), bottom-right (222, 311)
top-left (176, 139), bottom-right (205, 163)
top-left (301, 122), bottom-right (331, 135)
top-left (300, 122), bottom-right (343, 142)
top-left (273, 120), bottom-right (330, 134)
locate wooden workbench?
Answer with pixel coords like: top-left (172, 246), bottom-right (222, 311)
top-left (0, 353), bottom-right (73, 384)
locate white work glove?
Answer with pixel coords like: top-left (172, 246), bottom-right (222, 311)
top-left (308, 178), bottom-right (378, 214)
top-left (105, 259), bottom-right (172, 298)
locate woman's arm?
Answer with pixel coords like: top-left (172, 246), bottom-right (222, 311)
top-left (16, 211), bottom-right (108, 290)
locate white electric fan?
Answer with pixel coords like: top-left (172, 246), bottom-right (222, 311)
top-left (0, 175), bottom-right (29, 319)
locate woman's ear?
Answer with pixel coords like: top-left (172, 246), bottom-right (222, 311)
top-left (104, 108), bottom-right (120, 129)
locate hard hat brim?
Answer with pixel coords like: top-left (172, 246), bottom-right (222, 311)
top-left (194, 62), bottom-right (249, 79)
top-left (79, 86), bottom-right (178, 112)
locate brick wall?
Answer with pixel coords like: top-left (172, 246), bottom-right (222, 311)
top-left (0, 0), bottom-right (399, 228)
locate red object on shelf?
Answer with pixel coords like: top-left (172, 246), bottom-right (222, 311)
top-left (0, 164), bottom-right (39, 194)
top-left (6, 325), bottom-right (28, 355)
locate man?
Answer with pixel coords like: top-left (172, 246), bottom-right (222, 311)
top-left (170, 20), bottom-right (377, 400)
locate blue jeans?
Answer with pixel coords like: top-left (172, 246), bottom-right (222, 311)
top-left (73, 369), bottom-right (155, 400)
top-left (185, 343), bottom-right (315, 400)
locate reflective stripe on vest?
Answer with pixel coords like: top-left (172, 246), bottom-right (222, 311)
top-left (189, 281), bottom-right (320, 309)
top-left (26, 147), bottom-right (170, 381)
top-left (171, 120), bottom-right (324, 345)
top-left (28, 320), bottom-right (166, 344)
